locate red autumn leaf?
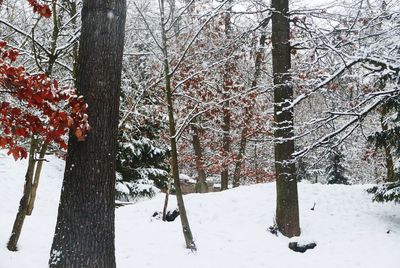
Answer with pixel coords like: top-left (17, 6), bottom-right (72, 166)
top-left (59, 111), bottom-right (68, 121)
top-left (39, 6), bottom-right (52, 18)
top-left (26, 0), bottom-right (52, 18)
top-left (7, 50), bottom-right (19, 62)
top-left (0, 40), bottom-right (6, 48)
top-left (0, 137), bottom-right (7, 147)
top-left (11, 148), bottom-right (20, 161)
top-left (20, 149), bottom-right (28, 159)
top-left (74, 128), bottom-right (83, 140)
top-left (67, 116), bottom-right (74, 127)
top-left (54, 79), bottom-right (59, 89)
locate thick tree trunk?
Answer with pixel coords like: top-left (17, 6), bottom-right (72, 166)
top-left (191, 123), bottom-right (208, 193)
top-left (7, 138), bottom-right (37, 251)
top-left (271, 0), bottom-right (300, 237)
top-left (49, 1), bottom-right (126, 267)
top-left (26, 141), bottom-right (48, 216)
top-left (159, 0), bottom-right (196, 251)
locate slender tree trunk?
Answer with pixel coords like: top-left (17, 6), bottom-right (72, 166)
top-left (220, 4), bottom-right (233, 191)
top-left (233, 130), bottom-right (247, 187)
top-left (162, 177), bottom-right (171, 222)
top-left (380, 109), bottom-right (395, 182)
top-left (165, 75), bottom-right (196, 251)
top-left (191, 123), bottom-right (208, 193)
top-left (27, 1), bottom-right (62, 216)
top-left (26, 141), bottom-right (48, 216)
top-left (49, 1), bottom-right (126, 267)
top-left (45, 0), bottom-right (59, 76)
top-left (68, 0), bottom-right (79, 84)
top-left (271, 0), bottom-right (300, 237)
top-left (220, 107), bottom-right (231, 191)
top-left (7, 138), bottom-right (37, 251)
top-left (159, 0), bottom-right (196, 251)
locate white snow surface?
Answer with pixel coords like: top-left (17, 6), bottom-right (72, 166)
top-left (1, 152), bottom-right (400, 268)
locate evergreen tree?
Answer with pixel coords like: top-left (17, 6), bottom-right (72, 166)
top-left (368, 93), bottom-right (400, 203)
top-left (116, 39), bottom-right (170, 201)
top-left (367, 181), bottom-right (400, 203)
top-left (116, 133), bottom-right (169, 201)
top-left (326, 147), bottom-right (349, 185)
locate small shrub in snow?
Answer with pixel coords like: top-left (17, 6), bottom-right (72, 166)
top-left (367, 182), bottom-right (400, 203)
top-left (326, 147), bottom-right (349, 185)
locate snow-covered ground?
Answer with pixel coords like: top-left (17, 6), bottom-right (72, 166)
top-left (1, 151), bottom-right (399, 268)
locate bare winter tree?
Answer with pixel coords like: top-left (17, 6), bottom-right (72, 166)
top-left (158, 0), bottom-right (197, 251)
top-left (290, 0), bottom-right (400, 158)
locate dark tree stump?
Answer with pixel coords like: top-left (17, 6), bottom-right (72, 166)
top-left (152, 209), bottom-right (179, 222)
top-left (288, 242), bottom-right (317, 253)
top-left (165, 209), bottom-right (179, 222)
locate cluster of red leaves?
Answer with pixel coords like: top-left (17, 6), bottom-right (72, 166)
top-left (26, 0), bottom-right (52, 18)
top-left (0, 0), bottom-right (51, 17)
top-left (242, 167), bottom-right (275, 184)
top-left (0, 41), bottom-right (89, 160)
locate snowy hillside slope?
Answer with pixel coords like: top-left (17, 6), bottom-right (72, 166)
top-left (0, 151), bottom-right (64, 268)
top-left (1, 151), bottom-right (399, 268)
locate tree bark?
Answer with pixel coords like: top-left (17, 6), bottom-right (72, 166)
top-left (220, 3), bottom-right (233, 191)
top-left (271, 0), bottom-right (300, 237)
top-left (49, 1), bottom-right (126, 267)
top-left (159, 0), bottom-right (196, 251)
top-left (162, 177), bottom-right (171, 222)
top-left (7, 138), bottom-right (37, 251)
top-left (191, 123), bottom-right (208, 193)
top-left (233, 130), bottom-right (247, 187)
top-left (26, 141), bottom-right (48, 216)
top-left (220, 107), bottom-right (231, 191)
